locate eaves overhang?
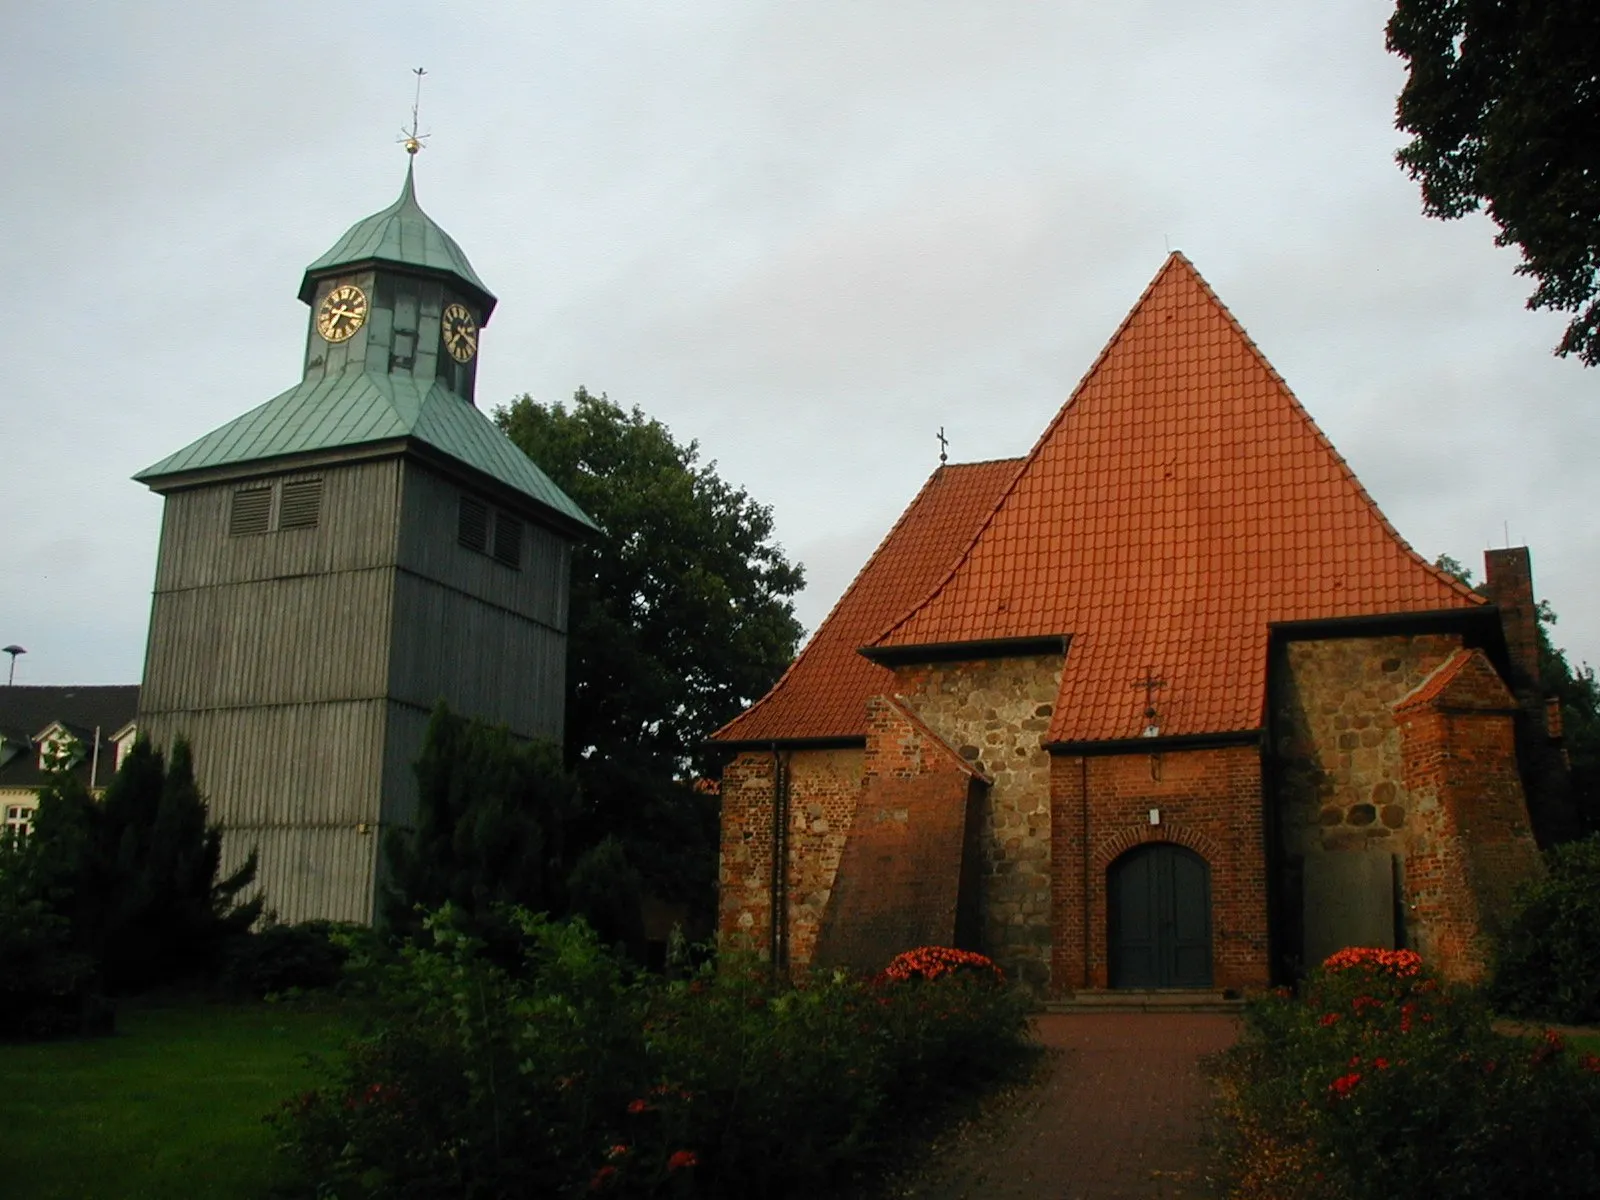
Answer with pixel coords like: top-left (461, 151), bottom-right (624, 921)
top-left (858, 634), bottom-right (1070, 667)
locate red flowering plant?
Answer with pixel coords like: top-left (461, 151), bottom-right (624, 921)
top-left (1211, 946), bottom-right (1600, 1200)
top-left (881, 946), bottom-right (1005, 984)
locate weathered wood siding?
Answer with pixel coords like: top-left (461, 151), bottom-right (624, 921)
top-left (390, 460), bottom-right (570, 743)
top-left (140, 461), bottom-right (401, 923)
top-left (138, 452), bottom-right (573, 925)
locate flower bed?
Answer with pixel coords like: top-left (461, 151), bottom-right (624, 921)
top-left (1210, 947), bottom-right (1600, 1200)
top-left (273, 915), bottom-right (1034, 1198)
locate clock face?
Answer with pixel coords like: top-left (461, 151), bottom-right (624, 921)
top-left (441, 302), bottom-right (478, 363)
top-left (316, 284), bottom-right (369, 343)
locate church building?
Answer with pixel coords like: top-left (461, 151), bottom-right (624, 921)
top-left (714, 254), bottom-right (1569, 993)
top-left (134, 161), bottom-right (593, 923)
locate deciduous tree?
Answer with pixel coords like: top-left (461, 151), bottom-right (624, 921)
top-left (1388, 1), bottom-right (1600, 364)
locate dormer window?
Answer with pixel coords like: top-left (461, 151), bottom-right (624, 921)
top-left (36, 724), bottom-right (86, 773)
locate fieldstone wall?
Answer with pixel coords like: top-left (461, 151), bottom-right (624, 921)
top-left (1270, 633), bottom-right (1462, 969)
top-left (891, 653), bottom-right (1065, 989)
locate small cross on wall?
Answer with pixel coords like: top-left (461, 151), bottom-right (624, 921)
top-left (1133, 667), bottom-right (1166, 736)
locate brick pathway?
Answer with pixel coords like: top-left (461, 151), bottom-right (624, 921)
top-left (898, 1014), bottom-right (1239, 1200)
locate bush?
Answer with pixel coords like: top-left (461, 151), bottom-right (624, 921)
top-left (1493, 835), bottom-right (1600, 1023)
top-left (219, 920), bottom-right (365, 998)
top-left (1212, 947), bottom-right (1600, 1200)
top-left (273, 911), bottom-right (1034, 1198)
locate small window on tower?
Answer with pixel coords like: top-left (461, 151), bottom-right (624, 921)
top-left (458, 496), bottom-right (490, 553)
top-left (279, 478), bottom-right (324, 530)
top-left (493, 512), bottom-right (524, 569)
top-left (229, 487), bottom-right (273, 536)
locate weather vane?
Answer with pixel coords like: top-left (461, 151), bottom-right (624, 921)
top-left (399, 67), bottom-right (430, 156)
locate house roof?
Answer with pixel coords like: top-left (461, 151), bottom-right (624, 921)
top-left (0, 685), bottom-right (139, 793)
top-left (713, 458), bottom-right (1021, 743)
top-left (870, 253), bottom-right (1484, 743)
top-left (134, 372), bottom-right (596, 532)
top-left (299, 163), bottom-right (495, 315)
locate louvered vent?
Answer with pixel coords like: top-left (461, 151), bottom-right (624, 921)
top-left (279, 478), bottom-right (323, 530)
top-left (458, 496), bottom-right (490, 553)
top-left (229, 487), bottom-right (273, 536)
top-left (493, 513), bottom-right (524, 569)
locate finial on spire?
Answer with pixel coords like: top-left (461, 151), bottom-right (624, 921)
top-left (399, 67), bottom-right (430, 156)
top-left (937, 426), bottom-right (949, 465)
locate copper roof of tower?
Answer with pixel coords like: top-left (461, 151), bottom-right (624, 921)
top-left (299, 163), bottom-right (495, 316)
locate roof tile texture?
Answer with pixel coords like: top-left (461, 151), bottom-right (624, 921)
top-left (874, 254), bottom-right (1482, 742)
top-left (713, 458), bottom-right (1019, 742)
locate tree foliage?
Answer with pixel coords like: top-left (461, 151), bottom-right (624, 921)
top-left (497, 389), bottom-right (804, 911)
top-left (0, 737), bottom-right (261, 1011)
top-left (383, 704), bottom-right (576, 938)
top-left (498, 387), bottom-right (804, 773)
top-left (1387, 1), bottom-right (1600, 364)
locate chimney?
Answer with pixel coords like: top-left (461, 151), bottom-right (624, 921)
top-left (1482, 547), bottom-right (1539, 700)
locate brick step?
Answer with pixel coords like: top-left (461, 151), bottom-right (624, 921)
top-left (1044, 989), bottom-right (1246, 1014)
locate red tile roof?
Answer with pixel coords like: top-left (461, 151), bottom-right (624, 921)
top-left (714, 458), bottom-right (1021, 743)
top-left (872, 253), bottom-right (1484, 743)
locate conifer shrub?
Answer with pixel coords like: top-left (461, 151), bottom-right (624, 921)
top-left (273, 911), bottom-right (1034, 1199)
top-left (1492, 835), bottom-right (1600, 1023)
top-left (1211, 948), bottom-right (1600, 1200)
top-left (219, 919), bottom-right (368, 998)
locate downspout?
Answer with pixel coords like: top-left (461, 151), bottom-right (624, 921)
top-left (1081, 755), bottom-right (1091, 990)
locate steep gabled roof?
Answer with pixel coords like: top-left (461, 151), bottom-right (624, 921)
top-left (713, 458), bottom-right (1020, 743)
top-left (872, 253), bottom-right (1483, 743)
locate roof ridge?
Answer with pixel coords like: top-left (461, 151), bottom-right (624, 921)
top-left (1175, 259), bottom-right (1484, 610)
top-left (870, 254), bottom-right (1190, 648)
top-left (870, 253), bottom-right (1482, 652)
top-left (713, 465), bottom-right (963, 741)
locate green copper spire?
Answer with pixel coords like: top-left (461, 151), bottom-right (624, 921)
top-left (298, 162), bottom-right (496, 317)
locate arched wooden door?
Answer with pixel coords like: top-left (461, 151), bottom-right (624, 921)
top-left (1108, 843), bottom-right (1213, 988)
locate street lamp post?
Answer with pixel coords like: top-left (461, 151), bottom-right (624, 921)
top-left (3, 645), bottom-right (25, 686)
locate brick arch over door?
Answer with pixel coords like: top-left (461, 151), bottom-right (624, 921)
top-left (1091, 823), bottom-right (1222, 873)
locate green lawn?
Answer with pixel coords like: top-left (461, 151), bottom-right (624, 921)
top-left (0, 999), bottom-right (347, 1200)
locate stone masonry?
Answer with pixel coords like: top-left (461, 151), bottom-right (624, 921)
top-left (891, 653), bottom-right (1064, 989)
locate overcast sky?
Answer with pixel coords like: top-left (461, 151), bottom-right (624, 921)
top-left (4, 1), bottom-right (1596, 689)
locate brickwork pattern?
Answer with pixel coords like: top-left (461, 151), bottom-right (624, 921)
top-left (1396, 648), bottom-right (1543, 982)
top-left (716, 746), bottom-right (862, 969)
top-left (893, 654), bottom-right (1064, 989)
top-left (1051, 744), bottom-right (1270, 992)
top-left (814, 697), bottom-right (979, 970)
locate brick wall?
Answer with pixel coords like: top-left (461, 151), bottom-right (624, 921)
top-left (1050, 744), bottom-right (1268, 992)
top-left (716, 746), bottom-right (863, 971)
top-left (1482, 547), bottom-right (1579, 844)
top-left (1396, 649), bottom-right (1544, 982)
top-left (813, 695), bottom-right (980, 971)
top-left (891, 654), bottom-right (1064, 989)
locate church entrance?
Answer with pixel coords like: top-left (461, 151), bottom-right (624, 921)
top-left (1107, 843), bottom-right (1212, 988)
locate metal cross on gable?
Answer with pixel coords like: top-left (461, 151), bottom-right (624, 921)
top-left (937, 426), bottom-right (949, 465)
top-left (1133, 667), bottom-right (1166, 722)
